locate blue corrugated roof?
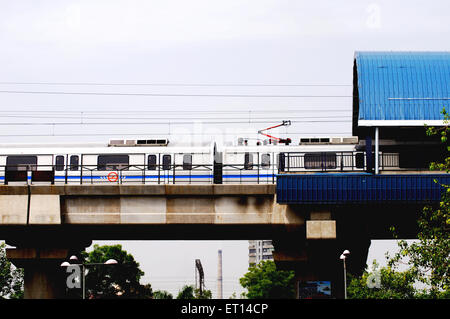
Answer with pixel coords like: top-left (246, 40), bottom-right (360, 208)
top-left (354, 51), bottom-right (450, 125)
top-left (277, 173), bottom-right (450, 204)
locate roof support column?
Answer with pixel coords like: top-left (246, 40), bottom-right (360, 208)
top-left (375, 127), bottom-right (379, 174)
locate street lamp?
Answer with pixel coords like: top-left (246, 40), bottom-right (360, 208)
top-left (61, 255), bottom-right (118, 299)
top-left (340, 250), bottom-right (350, 299)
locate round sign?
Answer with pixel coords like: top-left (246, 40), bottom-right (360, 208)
top-left (107, 172), bottom-right (119, 182)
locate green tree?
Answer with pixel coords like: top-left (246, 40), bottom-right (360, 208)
top-left (239, 260), bottom-right (295, 299)
top-left (0, 242), bottom-right (23, 299)
top-left (81, 244), bottom-right (152, 299)
top-left (194, 287), bottom-right (212, 299)
top-left (177, 285), bottom-right (195, 299)
top-left (153, 289), bottom-right (173, 299)
top-left (176, 284), bottom-right (212, 299)
top-left (386, 109), bottom-right (449, 298)
top-left (348, 261), bottom-right (417, 299)
top-left (350, 108), bottom-right (450, 299)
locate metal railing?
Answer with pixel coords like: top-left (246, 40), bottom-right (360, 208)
top-left (0, 163), bottom-right (278, 185)
top-left (279, 151), bottom-right (399, 173)
top-left (0, 152), bottom-right (400, 185)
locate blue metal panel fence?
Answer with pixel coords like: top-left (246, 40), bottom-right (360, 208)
top-left (276, 174), bottom-right (450, 204)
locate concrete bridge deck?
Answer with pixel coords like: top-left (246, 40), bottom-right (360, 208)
top-left (0, 184), bottom-right (309, 241)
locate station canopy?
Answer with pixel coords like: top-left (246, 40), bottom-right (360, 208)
top-left (353, 51), bottom-right (450, 127)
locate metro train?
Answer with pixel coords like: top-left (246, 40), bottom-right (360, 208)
top-left (0, 136), bottom-right (399, 185)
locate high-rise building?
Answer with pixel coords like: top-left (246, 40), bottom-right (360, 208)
top-left (248, 240), bottom-right (274, 266)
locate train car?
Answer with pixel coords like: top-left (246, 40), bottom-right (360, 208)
top-left (0, 138), bottom-right (214, 185)
top-left (0, 136), bottom-right (399, 185)
top-left (219, 136), bottom-right (367, 184)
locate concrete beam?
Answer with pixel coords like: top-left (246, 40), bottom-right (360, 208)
top-left (306, 221), bottom-right (336, 239)
top-left (29, 195), bottom-right (61, 224)
top-left (0, 184), bottom-right (277, 196)
top-left (0, 195), bottom-right (28, 224)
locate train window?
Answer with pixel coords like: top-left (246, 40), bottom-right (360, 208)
top-left (148, 155), bottom-right (157, 170)
top-left (97, 155), bottom-right (129, 171)
top-left (261, 154), bottom-right (270, 169)
top-left (70, 155), bottom-right (79, 171)
top-left (304, 153), bottom-right (336, 169)
top-left (6, 155), bottom-right (38, 171)
top-left (244, 152), bottom-right (253, 170)
top-left (183, 154), bottom-right (192, 170)
top-left (162, 155), bottom-right (171, 170)
top-left (55, 156), bottom-right (64, 171)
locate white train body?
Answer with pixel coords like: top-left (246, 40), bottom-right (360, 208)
top-left (0, 137), bottom-right (394, 185)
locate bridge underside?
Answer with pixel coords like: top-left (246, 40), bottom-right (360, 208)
top-left (0, 183), bottom-right (432, 299)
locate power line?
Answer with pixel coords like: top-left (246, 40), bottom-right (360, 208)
top-left (0, 115), bottom-right (351, 120)
top-left (0, 90), bottom-right (353, 98)
top-left (0, 81), bottom-right (352, 87)
top-left (0, 109), bottom-right (352, 114)
top-left (0, 119), bottom-right (351, 126)
top-left (0, 132), bottom-right (351, 137)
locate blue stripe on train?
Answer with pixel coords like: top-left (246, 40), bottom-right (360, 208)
top-left (0, 174), bottom-right (275, 181)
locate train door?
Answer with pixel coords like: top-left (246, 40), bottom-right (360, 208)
top-left (173, 153), bottom-right (191, 185)
top-left (121, 154), bottom-right (145, 184)
top-left (161, 154), bottom-right (172, 184)
top-left (259, 152), bottom-right (274, 184)
top-left (222, 151), bottom-right (241, 184)
top-left (242, 151), bottom-right (258, 184)
top-left (54, 155), bottom-right (66, 185)
top-left (67, 154), bottom-right (81, 184)
top-left (145, 154), bottom-right (158, 184)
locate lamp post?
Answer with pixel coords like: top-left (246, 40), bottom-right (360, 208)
top-left (339, 250), bottom-right (350, 299)
top-left (61, 255), bottom-right (118, 299)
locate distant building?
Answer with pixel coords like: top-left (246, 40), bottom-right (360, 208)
top-left (248, 240), bottom-right (274, 266)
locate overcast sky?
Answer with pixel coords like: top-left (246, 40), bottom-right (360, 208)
top-left (1, 0), bottom-right (449, 298)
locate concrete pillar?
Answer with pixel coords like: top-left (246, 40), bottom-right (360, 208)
top-left (7, 247), bottom-right (69, 299)
top-left (272, 210), bottom-right (344, 299)
top-left (273, 240), bottom-right (341, 299)
top-left (6, 239), bottom-right (92, 299)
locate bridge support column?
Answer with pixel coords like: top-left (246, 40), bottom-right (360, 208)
top-left (273, 210), bottom-right (371, 299)
top-left (6, 239), bottom-right (92, 299)
top-left (273, 236), bottom-right (342, 299)
top-left (7, 247), bottom-right (69, 299)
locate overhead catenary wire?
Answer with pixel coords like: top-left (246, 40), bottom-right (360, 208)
top-left (0, 108), bottom-right (351, 112)
top-left (0, 132), bottom-right (351, 137)
top-left (0, 90), bottom-right (352, 98)
top-left (0, 81), bottom-right (352, 87)
top-left (0, 119), bottom-right (351, 125)
top-left (0, 115), bottom-right (351, 120)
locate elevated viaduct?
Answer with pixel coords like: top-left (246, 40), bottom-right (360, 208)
top-left (2, 175), bottom-right (448, 299)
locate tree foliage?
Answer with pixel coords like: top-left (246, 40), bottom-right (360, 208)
top-left (176, 285), bottom-right (195, 299)
top-left (239, 260), bottom-right (295, 299)
top-left (80, 244), bottom-right (152, 299)
top-left (176, 284), bottom-right (212, 299)
top-left (348, 108), bottom-right (450, 299)
top-left (0, 243), bottom-right (23, 299)
top-left (350, 108), bottom-right (450, 298)
top-left (153, 289), bottom-right (173, 299)
top-left (348, 261), bottom-right (417, 299)
top-left (387, 109), bottom-right (449, 297)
